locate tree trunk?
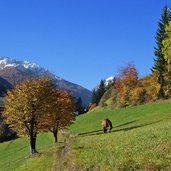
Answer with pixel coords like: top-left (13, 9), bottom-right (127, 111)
top-left (30, 132), bottom-right (37, 154)
top-left (27, 112), bottom-right (38, 154)
top-left (53, 128), bottom-right (58, 143)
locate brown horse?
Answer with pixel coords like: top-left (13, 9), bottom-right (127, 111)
top-left (102, 118), bottom-right (113, 133)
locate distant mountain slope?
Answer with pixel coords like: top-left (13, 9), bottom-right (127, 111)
top-left (0, 77), bottom-right (15, 142)
top-left (99, 86), bottom-right (116, 108)
top-left (0, 77), bottom-right (13, 97)
top-left (0, 57), bottom-right (92, 106)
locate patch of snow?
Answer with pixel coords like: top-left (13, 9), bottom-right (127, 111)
top-left (106, 76), bottom-right (114, 82)
top-left (0, 57), bottom-right (59, 79)
top-left (105, 76), bottom-right (114, 86)
top-left (55, 75), bottom-right (63, 80)
top-left (5, 63), bottom-right (17, 68)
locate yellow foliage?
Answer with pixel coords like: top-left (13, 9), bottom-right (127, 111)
top-left (88, 103), bottom-right (97, 111)
top-left (3, 77), bottom-right (54, 136)
top-left (129, 86), bottom-right (145, 105)
top-left (139, 74), bottom-right (160, 100)
top-left (162, 21), bottom-right (171, 69)
top-left (3, 77), bottom-right (75, 137)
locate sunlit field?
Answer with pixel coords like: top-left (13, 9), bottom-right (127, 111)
top-left (69, 100), bottom-right (171, 170)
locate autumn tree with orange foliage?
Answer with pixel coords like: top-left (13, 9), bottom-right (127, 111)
top-left (114, 64), bottom-right (138, 107)
top-left (129, 86), bottom-right (146, 105)
top-left (129, 73), bottom-right (161, 105)
top-left (2, 78), bottom-right (75, 154)
top-left (139, 73), bottom-right (161, 101)
top-left (113, 64), bottom-right (162, 107)
top-left (40, 88), bottom-right (75, 143)
top-left (3, 78), bottom-right (55, 154)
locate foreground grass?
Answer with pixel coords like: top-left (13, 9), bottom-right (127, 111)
top-left (0, 132), bottom-right (63, 171)
top-left (1, 99), bottom-right (171, 170)
top-left (69, 99), bottom-right (171, 170)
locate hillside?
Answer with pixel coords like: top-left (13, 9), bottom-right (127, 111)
top-left (1, 99), bottom-right (171, 170)
top-left (99, 86), bottom-right (116, 108)
top-left (69, 99), bottom-right (171, 170)
top-left (0, 77), bottom-right (13, 97)
top-left (0, 77), bottom-right (14, 142)
top-left (0, 133), bottom-right (64, 171)
top-left (0, 57), bottom-right (92, 106)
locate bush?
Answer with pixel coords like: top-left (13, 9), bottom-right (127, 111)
top-left (88, 103), bottom-right (97, 111)
top-left (129, 87), bottom-right (146, 105)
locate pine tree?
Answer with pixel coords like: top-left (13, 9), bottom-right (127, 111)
top-left (98, 80), bottom-right (106, 100)
top-left (91, 80), bottom-right (106, 105)
top-left (91, 88), bottom-right (98, 104)
top-left (152, 6), bottom-right (171, 98)
top-left (96, 80), bottom-right (106, 105)
top-left (106, 78), bottom-right (115, 90)
top-left (162, 21), bottom-right (171, 97)
top-left (75, 97), bottom-right (84, 114)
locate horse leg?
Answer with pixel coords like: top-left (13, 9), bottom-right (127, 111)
top-left (103, 127), bottom-right (107, 133)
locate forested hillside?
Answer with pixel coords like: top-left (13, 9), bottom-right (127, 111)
top-left (90, 6), bottom-right (171, 111)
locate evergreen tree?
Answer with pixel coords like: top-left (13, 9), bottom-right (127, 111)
top-left (152, 6), bottom-right (171, 98)
top-left (75, 97), bottom-right (84, 114)
top-left (91, 88), bottom-right (98, 104)
top-left (97, 80), bottom-right (106, 103)
top-left (91, 80), bottom-right (106, 105)
top-left (162, 21), bottom-right (171, 97)
top-left (106, 78), bottom-right (115, 90)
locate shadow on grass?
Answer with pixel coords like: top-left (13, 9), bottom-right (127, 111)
top-left (78, 120), bottom-right (138, 136)
top-left (113, 120), bottom-right (138, 128)
top-left (78, 120), bottom-right (162, 137)
top-left (78, 129), bottom-right (102, 136)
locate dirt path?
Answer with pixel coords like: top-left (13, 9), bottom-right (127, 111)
top-left (51, 131), bottom-right (76, 171)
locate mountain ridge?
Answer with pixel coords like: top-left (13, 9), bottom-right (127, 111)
top-left (0, 57), bottom-right (92, 106)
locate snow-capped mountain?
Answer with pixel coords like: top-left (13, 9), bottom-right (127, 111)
top-left (105, 76), bottom-right (114, 86)
top-left (0, 57), bottom-right (61, 80)
top-left (94, 76), bottom-right (115, 90)
top-left (0, 57), bottom-right (39, 70)
top-left (0, 57), bottom-right (92, 106)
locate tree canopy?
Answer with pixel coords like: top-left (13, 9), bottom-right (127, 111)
top-left (3, 77), bottom-right (75, 153)
top-left (40, 88), bottom-right (75, 142)
top-left (152, 6), bottom-right (171, 98)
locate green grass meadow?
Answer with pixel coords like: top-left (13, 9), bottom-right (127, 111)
top-left (1, 99), bottom-right (171, 170)
top-left (0, 132), bottom-right (63, 171)
top-left (69, 100), bottom-right (171, 170)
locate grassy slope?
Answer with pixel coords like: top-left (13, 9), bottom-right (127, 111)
top-left (0, 133), bottom-right (63, 171)
top-left (69, 99), bottom-right (171, 170)
top-left (1, 99), bottom-right (171, 170)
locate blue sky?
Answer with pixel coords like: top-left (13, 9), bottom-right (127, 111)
top-left (0, 0), bottom-right (170, 90)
